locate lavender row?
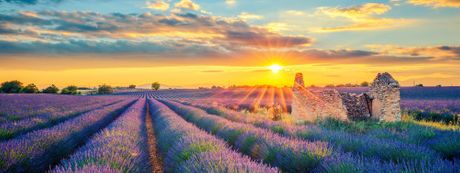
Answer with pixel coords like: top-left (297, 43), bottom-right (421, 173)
top-left (185, 101), bottom-right (444, 163)
top-left (317, 152), bottom-right (459, 173)
top-left (0, 99), bottom-right (135, 172)
top-left (0, 94), bottom-right (123, 121)
top-left (159, 99), bottom-right (331, 173)
top-left (365, 123), bottom-right (460, 159)
top-left (176, 100), bottom-right (460, 172)
top-left (52, 99), bottom-right (150, 173)
top-left (401, 99), bottom-right (460, 114)
top-left (0, 99), bottom-right (124, 140)
top-left (148, 99), bottom-right (278, 173)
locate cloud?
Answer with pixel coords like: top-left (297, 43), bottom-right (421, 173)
top-left (314, 3), bottom-right (415, 32)
top-left (390, 0), bottom-right (402, 6)
top-left (175, 0), bottom-right (200, 10)
top-left (407, 0), bottom-right (460, 8)
top-left (285, 10), bottom-right (306, 16)
top-left (146, 0), bottom-right (170, 11)
top-left (225, 0), bottom-right (236, 6)
top-left (366, 44), bottom-right (460, 60)
top-left (318, 3), bottom-right (391, 18)
top-left (288, 48), bottom-right (437, 65)
top-left (238, 12), bottom-right (263, 21)
top-left (0, 10), bottom-right (313, 54)
top-left (263, 22), bottom-right (290, 32)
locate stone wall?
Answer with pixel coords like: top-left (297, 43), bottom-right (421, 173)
top-left (369, 72), bottom-right (401, 122)
top-left (340, 93), bottom-right (371, 120)
top-left (291, 75), bottom-right (348, 122)
top-left (291, 72), bottom-right (401, 122)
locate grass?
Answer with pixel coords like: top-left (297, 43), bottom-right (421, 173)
top-left (405, 110), bottom-right (459, 126)
top-left (0, 129), bottom-right (14, 140)
top-left (317, 113), bottom-right (459, 134)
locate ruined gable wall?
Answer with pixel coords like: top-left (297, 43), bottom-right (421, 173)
top-left (291, 73), bottom-right (348, 122)
top-left (369, 72), bottom-right (401, 122)
top-left (292, 72), bottom-right (401, 122)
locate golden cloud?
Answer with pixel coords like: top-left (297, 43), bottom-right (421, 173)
top-left (408, 0), bottom-right (460, 8)
top-left (146, 0), bottom-right (170, 11)
top-left (238, 12), bottom-right (263, 21)
top-left (175, 0), bottom-right (200, 10)
top-left (225, 0), bottom-right (236, 6)
top-left (314, 3), bottom-right (415, 32)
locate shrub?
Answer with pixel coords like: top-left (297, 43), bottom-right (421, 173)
top-left (128, 85), bottom-right (136, 89)
top-left (406, 110), bottom-right (459, 125)
top-left (61, 85), bottom-right (78, 95)
top-left (21, 83), bottom-right (39, 93)
top-left (0, 80), bottom-right (23, 93)
top-left (151, 82), bottom-right (160, 90)
top-left (42, 85), bottom-right (59, 94)
top-left (97, 84), bottom-right (113, 94)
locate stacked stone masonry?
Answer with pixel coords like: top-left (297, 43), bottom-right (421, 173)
top-left (292, 72), bottom-right (401, 122)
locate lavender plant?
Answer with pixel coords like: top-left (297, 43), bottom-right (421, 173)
top-left (159, 99), bottom-right (331, 173)
top-left (0, 99), bottom-right (135, 172)
top-left (149, 99), bottom-right (278, 173)
top-left (0, 98), bottom-right (124, 140)
top-left (52, 99), bottom-right (150, 173)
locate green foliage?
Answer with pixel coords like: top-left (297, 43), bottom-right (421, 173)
top-left (0, 80), bottom-right (23, 93)
top-left (151, 82), bottom-right (160, 90)
top-left (42, 84), bottom-right (59, 94)
top-left (360, 81), bottom-right (369, 87)
top-left (178, 142), bottom-right (219, 161)
top-left (21, 83), bottom-right (39, 93)
top-left (317, 117), bottom-right (381, 134)
top-left (241, 136), bottom-right (257, 154)
top-left (7, 115), bottom-right (21, 121)
top-left (270, 125), bottom-right (285, 135)
top-left (405, 110), bottom-right (459, 125)
top-left (61, 85), bottom-right (78, 95)
top-left (0, 129), bottom-right (13, 140)
top-left (97, 84), bottom-right (113, 94)
top-left (430, 135), bottom-right (460, 159)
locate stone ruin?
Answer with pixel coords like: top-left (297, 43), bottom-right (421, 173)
top-left (291, 72), bottom-right (401, 122)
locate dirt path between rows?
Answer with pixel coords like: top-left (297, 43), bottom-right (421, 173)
top-left (145, 103), bottom-right (164, 173)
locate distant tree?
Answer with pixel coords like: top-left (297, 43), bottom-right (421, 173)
top-left (77, 87), bottom-right (92, 90)
top-left (436, 85), bottom-right (442, 88)
top-left (0, 80), bottom-right (23, 93)
top-left (151, 82), bottom-right (160, 90)
top-left (128, 85), bottom-right (136, 89)
top-left (360, 81), bottom-right (369, 87)
top-left (415, 84), bottom-right (424, 87)
top-left (211, 85), bottom-right (223, 89)
top-left (42, 85), bottom-right (59, 94)
top-left (21, 83), bottom-right (39, 93)
top-left (61, 85), bottom-right (78, 95)
top-left (325, 84), bottom-right (335, 88)
top-left (97, 84), bottom-right (113, 94)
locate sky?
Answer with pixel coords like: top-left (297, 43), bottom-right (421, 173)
top-left (0, 0), bottom-right (459, 88)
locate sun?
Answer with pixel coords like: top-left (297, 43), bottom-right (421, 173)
top-left (269, 64), bottom-right (282, 73)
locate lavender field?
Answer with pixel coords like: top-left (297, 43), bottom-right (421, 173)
top-left (0, 87), bottom-right (459, 173)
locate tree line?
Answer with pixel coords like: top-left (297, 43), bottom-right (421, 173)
top-left (0, 80), bottom-right (161, 95)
